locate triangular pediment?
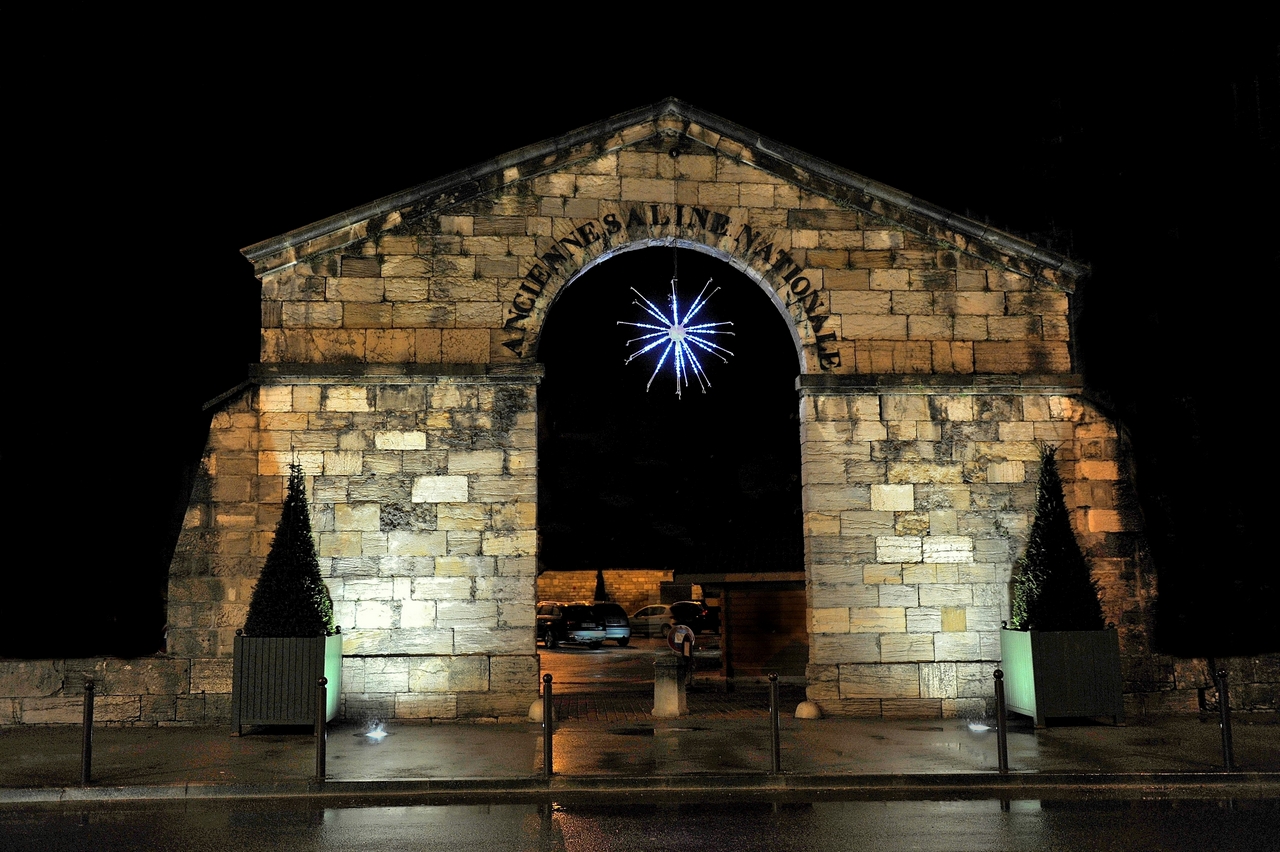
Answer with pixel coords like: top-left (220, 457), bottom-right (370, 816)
top-left (246, 98), bottom-right (1086, 377)
top-left (243, 98), bottom-right (1085, 290)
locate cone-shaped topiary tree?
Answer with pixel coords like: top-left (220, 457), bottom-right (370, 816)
top-left (1009, 446), bottom-right (1106, 631)
top-left (243, 464), bottom-right (336, 637)
top-left (594, 569), bottom-right (608, 601)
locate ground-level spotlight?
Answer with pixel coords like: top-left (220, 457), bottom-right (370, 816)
top-left (359, 720), bottom-right (390, 741)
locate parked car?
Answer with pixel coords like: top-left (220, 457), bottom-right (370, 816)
top-left (691, 601), bottom-right (721, 634)
top-left (536, 601), bottom-right (606, 649)
top-left (574, 601), bottom-right (631, 646)
top-left (630, 604), bottom-right (675, 637)
top-left (629, 601), bottom-right (718, 637)
top-left (670, 600), bottom-right (719, 634)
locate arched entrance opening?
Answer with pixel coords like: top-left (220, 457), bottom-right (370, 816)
top-left (536, 245), bottom-right (806, 684)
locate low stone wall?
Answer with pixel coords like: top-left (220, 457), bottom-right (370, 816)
top-left (0, 654), bottom-right (532, 726)
top-left (535, 570), bottom-right (672, 618)
top-left (2, 652), bottom-right (1275, 726)
top-left (1130, 655), bottom-right (1280, 718)
top-left (0, 658), bottom-right (229, 726)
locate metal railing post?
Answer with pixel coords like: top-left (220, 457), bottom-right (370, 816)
top-left (994, 668), bottom-right (1009, 774)
top-left (542, 674), bottom-right (554, 777)
top-left (80, 679), bottom-right (95, 786)
top-left (768, 672), bottom-right (781, 774)
top-left (1215, 668), bottom-right (1235, 771)
top-left (315, 677), bottom-right (328, 783)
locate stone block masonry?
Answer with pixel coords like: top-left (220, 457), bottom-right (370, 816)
top-left (165, 370), bottom-right (541, 722)
top-left (253, 140), bottom-right (1078, 380)
top-left (189, 104), bottom-right (1171, 721)
top-left (0, 658), bottom-right (225, 726)
top-left (536, 569), bottom-right (674, 617)
top-left (3, 102), bottom-right (1266, 724)
top-left (801, 383), bottom-right (1165, 719)
top-left (4, 652), bottom-right (1272, 726)
top-left (0, 101), bottom-right (1225, 726)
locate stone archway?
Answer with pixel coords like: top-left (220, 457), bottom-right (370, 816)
top-left (533, 237), bottom-right (807, 368)
top-left (131, 100), bottom-right (1179, 728)
top-left (535, 244), bottom-right (806, 680)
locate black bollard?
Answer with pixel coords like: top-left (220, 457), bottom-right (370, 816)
top-left (994, 668), bottom-right (1009, 774)
top-left (80, 680), bottom-right (95, 786)
top-left (315, 677), bottom-right (328, 783)
top-left (1216, 668), bottom-right (1235, 771)
top-left (768, 672), bottom-right (781, 774)
top-left (543, 674), bottom-right (554, 777)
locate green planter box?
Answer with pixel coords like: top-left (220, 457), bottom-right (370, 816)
top-left (231, 633), bottom-right (343, 735)
top-left (999, 628), bottom-right (1123, 727)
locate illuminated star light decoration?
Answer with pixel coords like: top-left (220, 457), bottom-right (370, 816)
top-left (619, 276), bottom-right (734, 399)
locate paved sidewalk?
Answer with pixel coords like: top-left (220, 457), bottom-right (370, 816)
top-left (2, 699), bottom-right (1276, 804)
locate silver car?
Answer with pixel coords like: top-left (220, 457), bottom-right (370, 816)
top-left (577, 601), bottom-right (631, 646)
top-left (629, 604), bottom-right (675, 638)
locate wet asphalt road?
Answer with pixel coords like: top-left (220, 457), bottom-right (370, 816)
top-left (5, 797), bottom-right (1278, 851)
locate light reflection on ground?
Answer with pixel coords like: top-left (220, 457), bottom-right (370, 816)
top-left (6, 798), bottom-right (1277, 852)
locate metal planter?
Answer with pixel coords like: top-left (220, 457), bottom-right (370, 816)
top-left (999, 627), bottom-right (1124, 727)
top-left (231, 633), bottom-right (343, 735)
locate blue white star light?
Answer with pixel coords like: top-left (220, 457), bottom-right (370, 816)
top-left (619, 277), bottom-right (734, 398)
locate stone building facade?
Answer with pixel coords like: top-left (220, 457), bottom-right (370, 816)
top-left (12, 99), bottom-right (1232, 726)
top-left (160, 99), bottom-right (1167, 722)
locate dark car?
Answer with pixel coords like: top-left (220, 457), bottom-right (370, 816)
top-left (536, 601), bottom-right (606, 649)
top-left (630, 601), bottom-right (719, 637)
top-left (670, 600), bottom-right (720, 634)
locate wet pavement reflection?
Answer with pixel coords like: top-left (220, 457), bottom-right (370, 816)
top-left (4, 797), bottom-right (1277, 851)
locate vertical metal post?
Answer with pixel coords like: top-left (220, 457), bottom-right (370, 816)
top-left (994, 668), bottom-right (1009, 774)
top-left (683, 635), bottom-right (694, 687)
top-left (1215, 668), bottom-right (1235, 771)
top-left (768, 672), bottom-right (781, 774)
top-left (723, 593), bottom-right (734, 692)
top-left (315, 677), bottom-right (328, 783)
top-left (80, 679), bottom-right (95, 786)
top-left (542, 674), bottom-right (554, 777)
top-left (538, 803), bottom-right (556, 846)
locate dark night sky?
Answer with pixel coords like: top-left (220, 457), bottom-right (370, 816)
top-left (5, 32), bottom-right (1274, 657)
top-left (538, 246), bottom-right (804, 574)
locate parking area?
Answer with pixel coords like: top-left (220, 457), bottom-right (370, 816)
top-left (537, 634), bottom-right (803, 722)
top-left (538, 636), bottom-right (722, 692)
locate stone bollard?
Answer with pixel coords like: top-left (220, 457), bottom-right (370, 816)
top-left (653, 655), bottom-right (688, 718)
